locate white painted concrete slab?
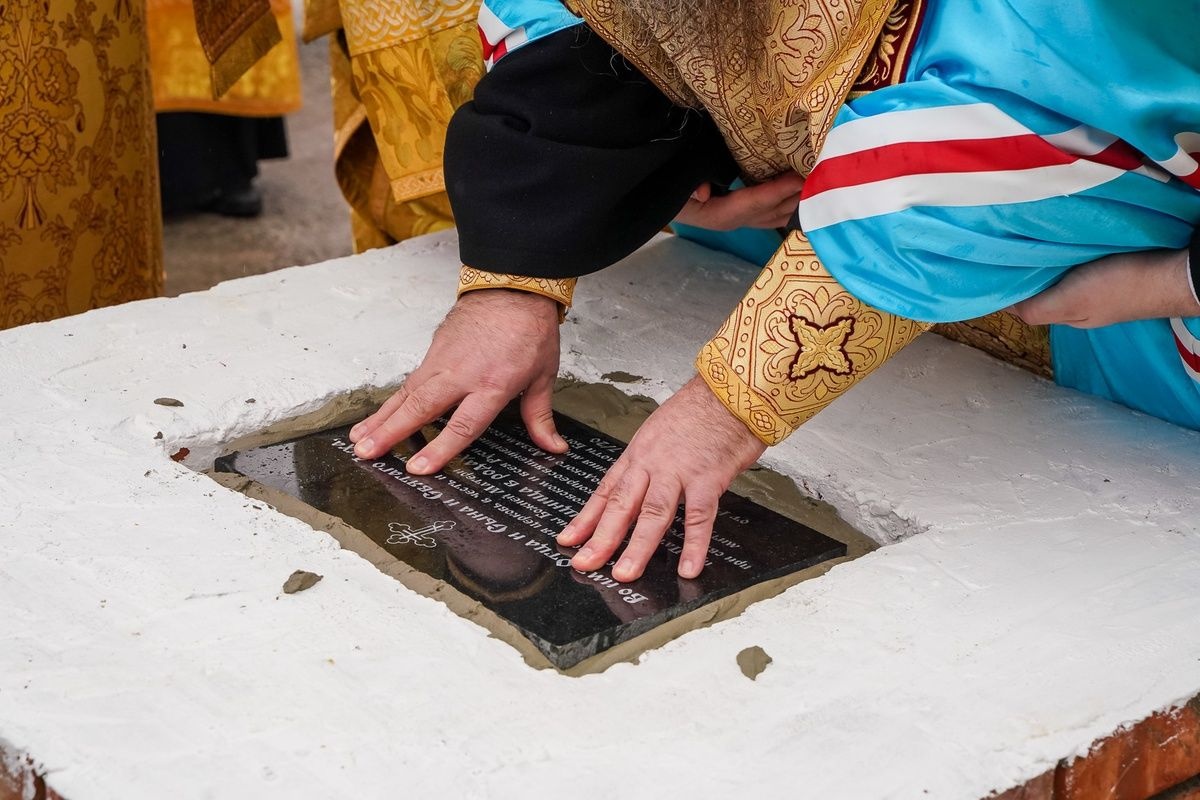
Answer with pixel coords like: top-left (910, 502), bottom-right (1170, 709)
top-left (1, 231), bottom-right (1198, 799)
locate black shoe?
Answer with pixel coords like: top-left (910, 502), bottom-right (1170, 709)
top-left (210, 183), bottom-right (264, 218)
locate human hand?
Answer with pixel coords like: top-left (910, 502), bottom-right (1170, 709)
top-left (556, 375), bottom-right (767, 582)
top-left (349, 289), bottom-right (567, 472)
top-left (674, 172), bottom-right (806, 231)
top-left (1010, 249), bottom-right (1199, 328)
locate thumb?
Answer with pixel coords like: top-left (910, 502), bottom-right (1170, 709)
top-left (690, 182), bottom-right (712, 203)
top-left (1009, 291), bottom-right (1059, 326)
top-left (521, 377), bottom-right (568, 454)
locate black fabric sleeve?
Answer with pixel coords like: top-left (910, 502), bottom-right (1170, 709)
top-left (444, 25), bottom-right (738, 278)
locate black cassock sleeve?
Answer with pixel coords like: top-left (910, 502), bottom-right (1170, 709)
top-left (444, 25), bottom-right (738, 279)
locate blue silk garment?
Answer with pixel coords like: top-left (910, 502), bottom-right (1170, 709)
top-left (794, 0), bottom-right (1200, 430)
top-left (477, 0), bottom-right (581, 68)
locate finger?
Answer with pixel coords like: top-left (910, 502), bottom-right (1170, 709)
top-left (678, 484), bottom-right (720, 579)
top-left (750, 202), bottom-right (801, 231)
top-left (569, 468), bottom-right (650, 571)
top-left (673, 197), bottom-right (707, 227)
top-left (753, 188), bottom-right (801, 225)
top-left (612, 478), bottom-right (682, 582)
top-left (353, 380), bottom-right (457, 459)
top-left (1009, 295), bottom-right (1070, 326)
top-left (736, 172), bottom-right (807, 210)
top-left (557, 459), bottom-right (628, 547)
top-left (704, 192), bottom-right (757, 230)
top-left (521, 376), bottom-right (568, 454)
top-left (691, 182), bottom-right (712, 202)
top-left (350, 381), bottom-right (411, 443)
top-left (763, 192), bottom-right (804, 228)
top-left (700, 182), bottom-right (796, 230)
top-left (407, 392), bottom-right (506, 474)
top-left (1009, 295), bottom-right (1038, 324)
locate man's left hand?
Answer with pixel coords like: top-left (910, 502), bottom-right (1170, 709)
top-left (556, 375), bottom-right (766, 582)
top-left (675, 172), bottom-right (806, 231)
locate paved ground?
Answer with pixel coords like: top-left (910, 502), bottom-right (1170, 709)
top-left (162, 34), bottom-right (352, 297)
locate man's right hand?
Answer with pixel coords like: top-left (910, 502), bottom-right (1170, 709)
top-left (349, 289), bottom-right (567, 473)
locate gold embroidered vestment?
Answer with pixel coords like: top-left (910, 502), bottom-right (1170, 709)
top-left (306, 0), bottom-right (483, 251)
top-left (0, 0), bottom-right (162, 330)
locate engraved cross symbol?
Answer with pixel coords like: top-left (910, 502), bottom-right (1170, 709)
top-left (386, 520), bottom-right (453, 548)
top-left (789, 315), bottom-right (855, 379)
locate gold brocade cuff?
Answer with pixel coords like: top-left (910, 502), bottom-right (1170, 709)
top-left (696, 231), bottom-right (931, 446)
top-left (457, 266), bottom-right (577, 322)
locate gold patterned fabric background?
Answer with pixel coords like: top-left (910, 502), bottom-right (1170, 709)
top-left (0, 0), bottom-right (162, 330)
top-left (147, 0), bottom-right (302, 115)
top-left (314, 0), bottom-right (482, 251)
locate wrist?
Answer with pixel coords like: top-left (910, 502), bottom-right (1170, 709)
top-left (457, 285), bottom-right (556, 303)
top-left (682, 374), bottom-right (769, 460)
top-left (453, 286), bottom-right (561, 326)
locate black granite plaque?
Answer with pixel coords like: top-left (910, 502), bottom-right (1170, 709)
top-left (215, 408), bottom-right (845, 669)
